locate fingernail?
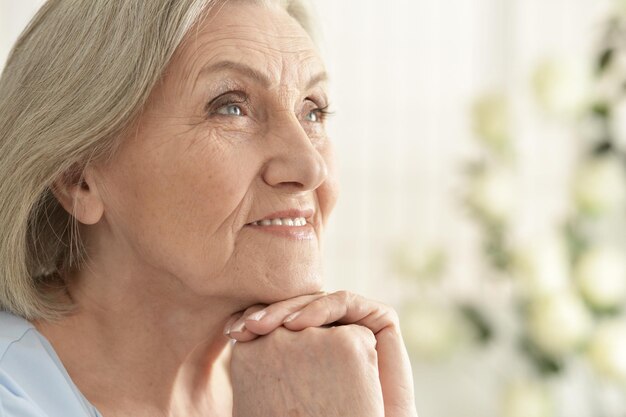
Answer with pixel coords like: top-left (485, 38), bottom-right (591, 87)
top-left (246, 310), bottom-right (267, 321)
top-left (283, 311), bottom-right (300, 323)
top-left (223, 316), bottom-right (240, 335)
top-left (223, 321), bottom-right (233, 336)
top-left (230, 320), bottom-right (246, 333)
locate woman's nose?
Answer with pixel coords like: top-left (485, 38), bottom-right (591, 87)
top-left (261, 116), bottom-right (328, 193)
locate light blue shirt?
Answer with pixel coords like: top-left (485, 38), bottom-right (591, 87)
top-left (0, 311), bottom-right (103, 417)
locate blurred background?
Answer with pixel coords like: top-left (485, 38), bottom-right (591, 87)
top-left (2, 0), bottom-right (626, 416)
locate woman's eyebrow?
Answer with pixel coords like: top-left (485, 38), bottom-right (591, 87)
top-left (195, 60), bottom-right (328, 90)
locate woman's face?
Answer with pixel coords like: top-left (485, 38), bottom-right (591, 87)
top-left (89, 1), bottom-right (338, 305)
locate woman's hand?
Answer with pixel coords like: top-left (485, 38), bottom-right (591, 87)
top-left (230, 324), bottom-right (385, 417)
top-left (225, 291), bottom-right (418, 417)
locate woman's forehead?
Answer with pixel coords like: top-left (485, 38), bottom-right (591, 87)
top-left (175, 1), bottom-right (325, 88)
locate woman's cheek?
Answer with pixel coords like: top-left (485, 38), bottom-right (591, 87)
top-left (317, 140), bottom-right (339, 223)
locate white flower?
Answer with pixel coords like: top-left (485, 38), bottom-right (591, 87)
top-left (401, 302), bottom-right (469, 359)
top-left (528, 292), bottom-right (593, 356)
top-left (532, 57), bottom-right (591, 117)
top-left (574, 155), bottom-right (626, 216)
top-left (513, 234), bottom-right (570, 297)
top-left (576, 246), bottom-right (626, 310)
top-left (472, 93), bottom-right (510, 151)
top-left (502, 379), bottom-right (554, 417)
top-left (392, 244), bottom-right (446, 281)
top-left (587, 320), bottom-right (626, 383)
top-left (469, 165), bottom-right (517, 223)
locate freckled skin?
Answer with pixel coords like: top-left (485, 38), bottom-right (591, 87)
top-left (90, 1), bottom-right (339, 307)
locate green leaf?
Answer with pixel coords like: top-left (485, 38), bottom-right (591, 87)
top-left (591, 102), bottom-right (610, 119)
top-left (519, 336), bottom-right (564, 376)
top-left (459, 304), bottom-right (493, 344)
top-left (597, 48), bottom-right (614, 73)
top-left (591, 140), bottom-right (615, 156)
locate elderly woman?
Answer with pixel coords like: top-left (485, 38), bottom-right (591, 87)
top-left (0, 0), bottom-right (417, 416)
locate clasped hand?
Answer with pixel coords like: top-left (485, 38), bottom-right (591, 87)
top-left (224, 291), bottom-right (418, 417)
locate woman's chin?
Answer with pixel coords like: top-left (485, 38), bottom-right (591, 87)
top-left (251, 265), bottom-right (325, 305)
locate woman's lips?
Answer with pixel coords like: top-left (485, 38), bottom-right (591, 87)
top-left (247, 209), bottom-right (315, 225)
top-left (248, 216), bottom-right (307, 227)
top-left (246, 217), bottom-right (315, 240)
top-left (244, 209), bottom-right (316, 240)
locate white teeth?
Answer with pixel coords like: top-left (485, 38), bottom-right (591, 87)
top-left (252, 217), bottom-right (307, 227)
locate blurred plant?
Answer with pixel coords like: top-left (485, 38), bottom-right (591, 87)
top-left (400, 301), bottom-right (473, 360)
top-left (466, 163), bottom-right (517, 225)
top-left (392, 3), bottom-right (626, 415)
top-left (471, 93), bottom-right (511, 155)
top-left (392, 244), bottom-right (447, 283)
top-left (501, 379), bottom-right (555, 417)
top-left (462, 0), bottom-right (626, 384)
top-left (588, 319), bottom-right (626, 384)
top-left (574, 154), bottom-right (626, 216)
top-left (532, 57), bottom-right (591, 117)
top-left (576, 246), bottom-right (626, 311)
top-left (526, 292), bottom-right (593, 358)
top-left (609, 97), bottom-right (626, 152)
top-left (511, 233), bottom-right (570, 297)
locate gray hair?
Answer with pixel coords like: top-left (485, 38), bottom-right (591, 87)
top-left (0, 0), bottom-right (316, 320)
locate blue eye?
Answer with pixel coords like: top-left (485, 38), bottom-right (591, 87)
top-left (305, 110), bottom-right (319, 122)
top-left (217, 104), bottom-right (243, 116)
top-left (303, 101), bottom-right (331, 123)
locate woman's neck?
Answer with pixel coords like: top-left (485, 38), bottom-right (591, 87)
top-left (33, 266), bottom-right (236, 417)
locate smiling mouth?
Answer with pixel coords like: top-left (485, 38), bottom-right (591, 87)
top-left (247, 217), bottom-right (308, 227)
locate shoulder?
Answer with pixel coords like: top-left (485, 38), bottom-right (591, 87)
top-left (0, 311), bottom-right (47, 416)
top-left (0, 311), bottom-right (100, 417)
top-left (0, 311), bottom-right (35, 360)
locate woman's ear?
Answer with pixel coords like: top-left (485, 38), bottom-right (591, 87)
top-left (51, 166), bottom-right (104, 225)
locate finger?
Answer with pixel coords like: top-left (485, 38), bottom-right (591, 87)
top-left (376, 326), bottom-right (418, 417)
top-left (241, 291), bottom-right (328, 335)
top-left (281, 290), bottom-right (396, 334)
top-left (225, 305), bottom-right (266, 342)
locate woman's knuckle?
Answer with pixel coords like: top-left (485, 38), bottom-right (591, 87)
top-left (384, 307), bottom-right (401, 327)
top-left (333, 290), bottom-right (351, 304)
top-left (316, 296), bottom-right (332, 318)
top-left (330, 324), bottom-right (375, 352)
top-left (353, 325), bottom-right (377, 346)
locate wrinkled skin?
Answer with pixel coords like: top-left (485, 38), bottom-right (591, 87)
top-left (228, 291), bottom-right (417, 417)
top-left (39, 1), bottom-right (417, 416)
top-left (232, 325), bottom-right (384, 417)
